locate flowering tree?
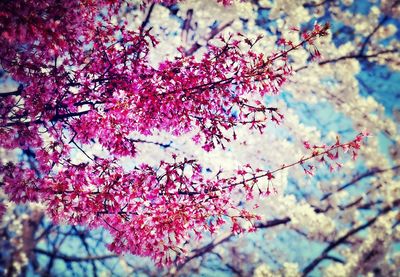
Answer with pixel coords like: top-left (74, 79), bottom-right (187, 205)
top-left (1, 0), bottom-right (398, 276)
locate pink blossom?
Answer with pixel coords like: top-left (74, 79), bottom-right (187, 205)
top-left (0, 1), bottom-right (360, 266)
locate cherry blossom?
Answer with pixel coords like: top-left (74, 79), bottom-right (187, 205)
top-left (0, 0), bottom-right (368, 266)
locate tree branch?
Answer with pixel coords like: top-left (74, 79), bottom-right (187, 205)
top-left (303, 0), bottom-right (334, 8)
top-left (2, 110), bottom-right (92, 127)
top-left (140, 2), bottom-right (155, 32)
top-left (358, 15), bottom-right (389, 56)
top-left (358, 0), bottom-right (399, 55)
top-left (295, 48), bottom-right (399, 72)
top-left (175, 217), bottom-right (290, 272)
top-left (321, 164), bottom-right (400, 201)
top-left (185, 20), bottom-right (234, 56)
top-left (0, 84), bottom-right (23, 97)
top-left (255, 217), bottom-right (291, 228)
top-left (302, 199), bottom-right (400, 276)
top-left (34, 248), bottom-right (117, 262)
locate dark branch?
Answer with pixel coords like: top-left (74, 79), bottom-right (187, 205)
top-left (325, 255), bottom-right (345, 264)
top-left (302, 199), bottom-right (400, 276)
top-left (185, 20), bottom-right (234, 56)
top-left (358, 0), bottom-right (399, 55)
top-left (321, 164), bottom-right (400, 201)
top-left (140, 3), bottom-right (155, 31)
top-left (255, 217), bottom-right (291, 228)
top-left (358, 15), bottom-right (389, 56)
top-left (0, 84), bottom-right (23, 97)
top-left (175, 217), bottom-right (290, 272)
top-left (34, 248), bottom-right (117, 262)
top-left (303, 0), bottom-right (334, 8)
top-left (295, 49), bottom-right (399, 72)
top-left (2, 110), bottom-right (92, 127)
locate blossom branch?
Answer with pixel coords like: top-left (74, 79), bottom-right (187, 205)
top-left (302, 199), bottom-right (400, 276)
top-left (321, 164), bottom-right (400, 201)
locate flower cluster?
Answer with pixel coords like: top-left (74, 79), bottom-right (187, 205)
top-left (0, 0), bottom-right (364, 266)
